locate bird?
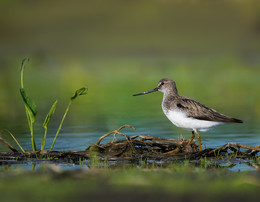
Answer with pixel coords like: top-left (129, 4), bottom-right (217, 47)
top-left (133, 78), bottom-right (243, 151)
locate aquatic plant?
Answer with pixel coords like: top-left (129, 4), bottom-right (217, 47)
top-left (42, 100), bottom-right (58, 150)
top-left (20, 58), bottom-right (87, 151)
top-left (20, 58), bottom-right (37, 151)
top-left (49, 87), bottom-right (87, 151)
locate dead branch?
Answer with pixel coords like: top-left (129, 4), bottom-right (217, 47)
top-left (0, 137), bottom-right (18, 153)
top-left (0, 125), bottom-right (259, 168)
top-left (96, 124), bottom-right (135, 145)
top-left (208, 143), bottom-right (260, 156)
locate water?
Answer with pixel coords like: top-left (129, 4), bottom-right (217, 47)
top-left (0, 57), bottom-right (260, 171)
top-left (1, 111), bottom-right (259, 171)
top-left (43, 120), bottom-right (260, 151)
top-left (1, 81), bottom-right (260, 172)
top-left (4, 113), bottom-right (259, 151)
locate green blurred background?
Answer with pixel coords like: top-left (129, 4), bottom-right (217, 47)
top-left (0, 0), bottom-right (260, 150)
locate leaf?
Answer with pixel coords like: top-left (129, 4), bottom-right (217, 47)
top-left (70, 87), bottom-right (88, 101)
top-left (20, 88), bottom-right (37, 123)
top-left (43, 100), bottom-right (58, 129)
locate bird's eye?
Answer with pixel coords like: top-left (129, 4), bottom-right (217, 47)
top-left (161, 82), bottom-right (164, 86)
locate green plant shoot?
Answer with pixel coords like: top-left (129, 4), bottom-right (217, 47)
top-left (18, 58), bottom-right (87, 152)
top-left (41, 100), bottom-right (58, 150)
top-left (49, 87), bottom-right (88, 151)
top-left (20, 58), bottom-right (29, 89)
top-left (20, 58), bottom-right (37, 151)
top-left (71, 87), bottom-right (88, 100)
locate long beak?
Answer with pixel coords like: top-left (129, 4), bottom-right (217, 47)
top-left (133, 87), bottom-right (158, 96)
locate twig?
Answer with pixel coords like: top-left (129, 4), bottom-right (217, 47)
top-left (208, 143), bottom-right (260, 155)
top-left (96, 124), bottom-right (135, 145)
top-left (96, 125), bottom-right (137, 154)
top-left (2, 129), bottom-right (25, 152)
top-left (0, 137), bottom-right (18, 153)
top-left (131, 134), bottom-right (177, 142)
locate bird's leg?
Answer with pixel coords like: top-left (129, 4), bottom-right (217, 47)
top-left (187, 131), bottom-right (195, 146)
top-left (195, 130), bottom-right (202, 151)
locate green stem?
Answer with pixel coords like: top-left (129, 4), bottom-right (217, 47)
top-left (30, 121), bottom-right (37, 151)
top-left (26, 108), bottom-right (37, 151)
top-left (49, 100), bottom-right (72, 151)
top-left (21, 69), bottom-right (24, 89)
top-left (41, 128), bottom-right (48, 150)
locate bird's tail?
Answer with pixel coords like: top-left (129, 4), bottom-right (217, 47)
top-left (231, 118), bottom-right (243, 123)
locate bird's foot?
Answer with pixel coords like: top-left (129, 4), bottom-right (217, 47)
top-left (187, 131), bottom-right (195, 147)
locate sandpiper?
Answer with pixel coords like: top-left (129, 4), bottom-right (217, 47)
top-left (133, 78), bottom-right (243, 150)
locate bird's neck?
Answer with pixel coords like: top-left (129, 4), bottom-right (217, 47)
top-left (161, 91), bottom-right (178, 114)
top-left (163, 89), bottom-right (178, 99)
top-left (162, 90), bottom-right (178, 104)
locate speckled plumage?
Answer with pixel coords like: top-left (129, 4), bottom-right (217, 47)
top-left (163, 94), bottom-right (242, 123)
top-left (133, 78), bottom-right (243, 150)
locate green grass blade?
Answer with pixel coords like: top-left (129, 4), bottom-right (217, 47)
top-left (41, 100), bottom-right (58, 150)
top-left (71, 87), bottom-right (88, 101)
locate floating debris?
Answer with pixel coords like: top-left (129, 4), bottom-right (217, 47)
top-left (0, 125), bottom-right (259, 168)
top-left (87, 125), bottom-right (260, 160)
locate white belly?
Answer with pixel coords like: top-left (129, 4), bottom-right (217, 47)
top-left (163, 109), bottom-right (222, 132)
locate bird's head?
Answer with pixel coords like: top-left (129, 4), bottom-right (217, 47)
top-left (133, 78), bottom-right (178, 96)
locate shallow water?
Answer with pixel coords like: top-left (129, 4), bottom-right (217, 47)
top-left (0, 57), bottom-right (260, 171)
top-left (1, 115), bottom-right (259, 172)
top-left (1, 85), bottom-right (260, 172)
top-left (3, 113), bottom-right (259, 151)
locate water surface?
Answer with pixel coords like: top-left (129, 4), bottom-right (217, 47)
top-left (0, 57), bottom-right (259, 171)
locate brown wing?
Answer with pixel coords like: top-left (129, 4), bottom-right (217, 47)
top-left (175, 97), bottom-right (243, 123)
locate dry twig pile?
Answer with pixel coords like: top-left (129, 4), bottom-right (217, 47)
top-left (0, 125), bottom-right (259, 165)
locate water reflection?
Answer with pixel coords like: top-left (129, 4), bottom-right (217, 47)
top-left (1, 151), bottom-right (259, 172)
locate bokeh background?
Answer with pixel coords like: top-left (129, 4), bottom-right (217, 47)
top-left (0, 0), bottom-right (260, 151)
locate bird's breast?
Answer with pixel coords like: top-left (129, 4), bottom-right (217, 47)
top-left (162, 108), bottom-right (222, 132)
